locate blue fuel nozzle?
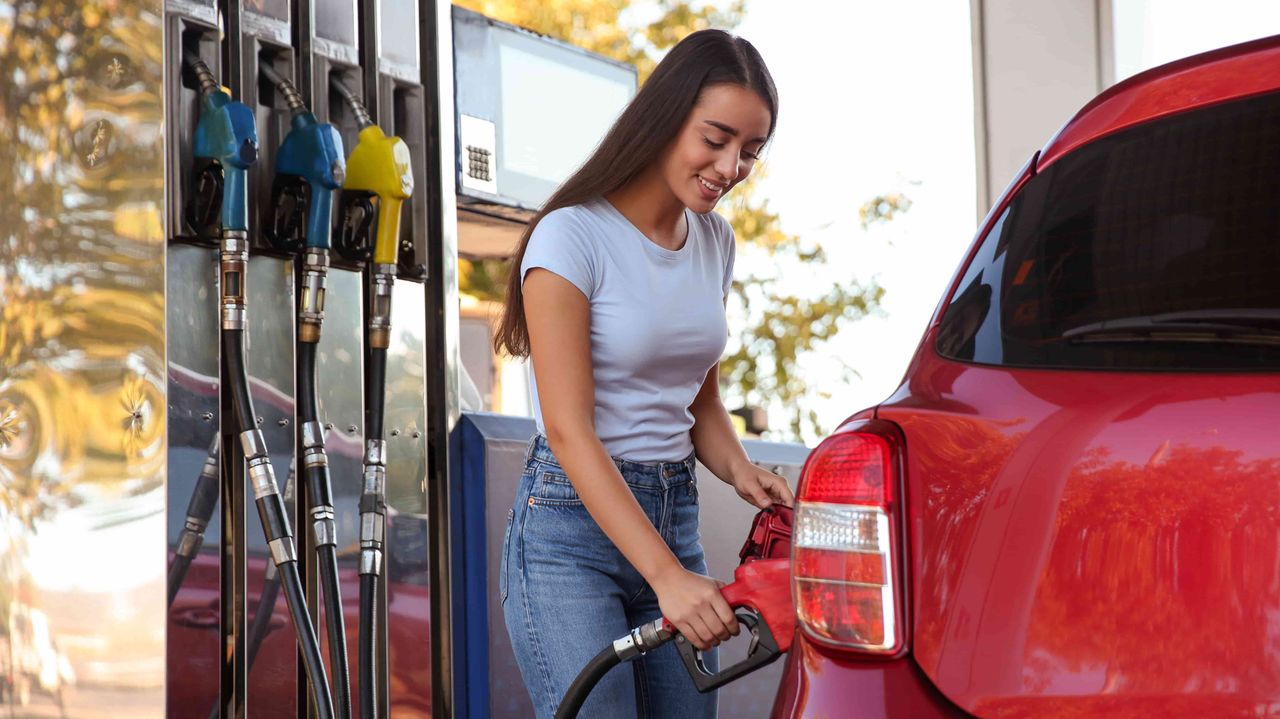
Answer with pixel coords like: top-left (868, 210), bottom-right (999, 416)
top-left (261, 62), bottom-right (346, 251)
top-left (187, 54), bottom-right (259, 233)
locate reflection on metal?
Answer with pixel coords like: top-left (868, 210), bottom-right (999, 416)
top-left (0, 2), bottom-right (167, 715)
top-left (166, 244), bottom-right (222, 715)
top-left (313, 266), bottom-right (364, 708)
top-left (244, 257), bottom-right (298, 715)
top-left (385, 280), bottom-right (431, 717)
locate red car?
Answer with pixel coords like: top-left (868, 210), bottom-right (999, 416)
top-left (772, 35), bottom-right (1280, 718)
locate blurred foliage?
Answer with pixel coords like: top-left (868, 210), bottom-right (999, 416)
top-left (859, 191), bottom-right (913, 230)
top-left (454, 0), bottom-right (903, 441)
top-left (458, 256), bottom-right (511, 303)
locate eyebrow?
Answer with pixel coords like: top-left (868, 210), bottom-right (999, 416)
top-left (703, 120), bottom-right (767, 145)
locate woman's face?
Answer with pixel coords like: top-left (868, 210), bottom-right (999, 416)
top-left (661, 83), bottom-right (772, 213)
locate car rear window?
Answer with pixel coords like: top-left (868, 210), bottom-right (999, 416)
top-left (937, 89), bottom-right (1280, 371)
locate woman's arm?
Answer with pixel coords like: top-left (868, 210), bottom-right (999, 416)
top-left (688, 362), bottom-right (794, 508)
top-left (523, 268), bottom-right (737, 649)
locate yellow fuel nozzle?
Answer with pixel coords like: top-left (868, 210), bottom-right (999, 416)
top-left (344, 124), bottom-right (414, 266)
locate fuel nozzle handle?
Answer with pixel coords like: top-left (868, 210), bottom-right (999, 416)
top-left (667, 558), bottom-right (795, 693)
top-left (260, 61), bottom-right (346, 344)
top-left (330, 77), bottom-right (413, 287)
top-left (185, 54), bottom-right (258, 233)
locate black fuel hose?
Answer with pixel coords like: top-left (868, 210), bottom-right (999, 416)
top-left (554, 618), bottom-right (674, 719)
top-left (359, 572), bottom-right (379, 719)
top-left (359, 341), bottom-right (389, 718)
top-left (245, 565), bottom-right (281, 669)
top-left (223, 327), bottom-right (335, 719)
top-left (168, 434), bottom-right (221, 607)
top-left (364, 346), bottom-right (386, 440)
top-left (297, 340), bottom-right (353, 717)
top-left (554, 646), bottom-right (620, 719)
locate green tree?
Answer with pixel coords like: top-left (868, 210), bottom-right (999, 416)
top-left (455, 0), bottom-right (903, 441)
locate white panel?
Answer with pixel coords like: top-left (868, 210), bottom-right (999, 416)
top-left (498, 43), bottom-right (631, 183)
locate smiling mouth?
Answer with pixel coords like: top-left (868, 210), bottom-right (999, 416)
top-left (698, 176), bottom-right (726, 195)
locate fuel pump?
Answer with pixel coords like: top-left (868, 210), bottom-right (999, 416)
top-left (185, 53), bottom-right (335, 719)
top-left (257, 60), bottom-right (354, 718)
top-left (331, 76), bottom-right (414, 719)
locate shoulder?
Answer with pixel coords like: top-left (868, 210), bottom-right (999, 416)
top-left (534, 203), bottom-right (595, 237)
top-left (692, 209), bottom-right (735, 249)
top-left (528, 203), bottom-right (604, 254)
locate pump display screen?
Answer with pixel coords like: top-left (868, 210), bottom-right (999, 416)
top-left (244, 0), bottom-right (288, 21)
top-left (315, 0), bottom-right (357, 47)
top-left (499, 43), bottom-right (631, 189)
top-left (379, 0), bottom-right (419, 71)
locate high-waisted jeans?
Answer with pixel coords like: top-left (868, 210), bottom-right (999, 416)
top-left (501, 434), bottom-right (718, 719)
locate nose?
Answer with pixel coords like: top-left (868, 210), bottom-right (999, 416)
top-left (713, 151), bottom-right (738, 184)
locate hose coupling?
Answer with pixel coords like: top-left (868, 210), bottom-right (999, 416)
top-left (300, 420), bottom-right (328, 469)
top-left (268, 537), bottom-right (298, 566)
top-left (240, 429), bottom-right (279, 499)
top-left (368, 265), bottom-right (396, 349)
top-left (363, 439), bottom-right (387, 467)
top-left (359, 548), bottom-right (383, 576)
top-left (175, 526), bottom-right (204, 558)
top-left (199, 445), bottom-right (219, 482)
top-left (311, 506), bottom-right (337, 547)
top-left (298, 249), bottom-right (329, 343)
top-left (247, 456), bottom-right (279, 500)
top-left (613, 618), bottom-right (674, 661)
top-left (220, 230), bottom-right (249, 330)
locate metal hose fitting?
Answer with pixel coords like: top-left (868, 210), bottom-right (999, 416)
top-left (298, 249), bottom-right (329, 343)
top-left (259, 61), bottom-right (306, 113)
top-left (185, 52), bottom-right (219, 96)
top-left (220, 230), bottom-right (249, 331)
top-left (368, 265), bottom-right (396, 349)
top-left (331, 77), bottom-right (373, 130)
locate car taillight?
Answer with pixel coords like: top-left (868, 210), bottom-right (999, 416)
top-left (793, 424), bottom-right (905, 654)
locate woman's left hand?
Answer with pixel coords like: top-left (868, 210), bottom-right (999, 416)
top-left (728, 462), bottom-right (794, 509)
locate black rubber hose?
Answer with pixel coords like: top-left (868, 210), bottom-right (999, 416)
top-left (280, 560), bottom-right (336, 719)
top-left (167, 436), bottom-right (220, 607)
top-left (166, 551), bottom-right (194, 608)
top-left (364, 347), bottom-right (386, 442)
top-left (359, 572), bottom-right (379, 719)
top-left (554, 645), bottom-right (622, 719)
top-left (224, 328), bottom-right (335, 718)
top-left (297, 342), bottom-right (351, 716)
top-left (222, 330), bottom-right (255, 433)
top-left (244, 569), bottom-right (281, 668)
top-left (319, 544), bottom-right (351, 716)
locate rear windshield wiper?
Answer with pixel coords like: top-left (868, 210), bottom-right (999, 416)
top-left (1062, 309), bottom-right (1280, 345)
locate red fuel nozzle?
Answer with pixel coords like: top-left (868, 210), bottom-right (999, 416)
top-left (663, 558), bottom-right (796, 692)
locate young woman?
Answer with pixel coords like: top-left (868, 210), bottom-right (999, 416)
top-left (495, 29), bottom-right (793, 718)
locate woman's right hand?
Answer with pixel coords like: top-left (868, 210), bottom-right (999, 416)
top-left (651, 565), bottom-right (739, 651)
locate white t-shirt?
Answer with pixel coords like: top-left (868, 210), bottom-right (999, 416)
top-left (520, 197), bottom-right (736, 461)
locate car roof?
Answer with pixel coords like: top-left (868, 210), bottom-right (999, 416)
top-left (1038, 33), bottom-right (1280, 171)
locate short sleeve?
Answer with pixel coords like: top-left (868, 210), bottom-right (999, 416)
top-left (520, 208), bottom-right (598, 300)
top-left (718, 213), bottom-right (736, 297)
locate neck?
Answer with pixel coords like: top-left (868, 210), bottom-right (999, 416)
top-left (606, 167), bottom-right (687, 249)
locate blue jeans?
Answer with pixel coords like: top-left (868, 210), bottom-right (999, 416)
top-left (502, 434), bottom-right (718, 719)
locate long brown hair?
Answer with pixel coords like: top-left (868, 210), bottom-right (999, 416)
top-left (494, 29), bottom-right (778, 358)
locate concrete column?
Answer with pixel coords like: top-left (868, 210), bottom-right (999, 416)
top-left (970, 0), bottom-right (1114, 219)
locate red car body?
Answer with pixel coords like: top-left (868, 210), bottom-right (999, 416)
top-left (773, 35), bottom-right (1280, 718)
